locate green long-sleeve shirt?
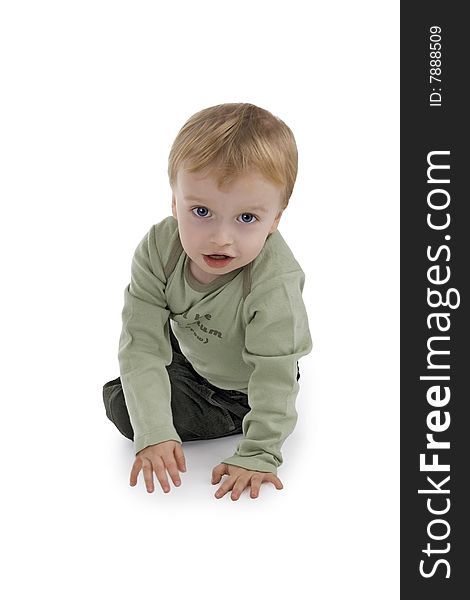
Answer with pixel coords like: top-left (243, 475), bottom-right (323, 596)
top-left (118, 216), bottom-right (312, 474)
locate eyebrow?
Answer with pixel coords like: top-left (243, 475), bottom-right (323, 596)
top-left (184, 195), bottom-right (269, 213)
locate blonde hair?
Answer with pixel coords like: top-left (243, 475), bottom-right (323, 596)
top-left (168, 103), bottom-right (298, 207)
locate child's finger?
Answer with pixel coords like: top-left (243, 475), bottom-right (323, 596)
top-left (165, 458), bottom-right (182, 488)
top-left (141, 457), bottom-right (156, 493)
top-left (266, 474), bottom-right (283, 490)
top-left (129, 457), bottom-right (142, 487)
top-left (249, 476), bottom-right (263, 499)
top-left (174, 443), bottom-right (186, 472)
top-left (211, 463), bottom-right (227, 484)
top-left (230, 476), bottom-right (251, 501)
top-left (152, 460), bottom-right (171, 493)
top-left (214, 475), bottom-right (236, 498)
top-left (214, 481), bottom-right (232, 498)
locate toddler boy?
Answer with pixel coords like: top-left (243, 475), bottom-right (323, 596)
top-left (103, 103), bottom-right (312, 500)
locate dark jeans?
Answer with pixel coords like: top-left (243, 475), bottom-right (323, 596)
top-left (103, 328), bottom-right (300, 444)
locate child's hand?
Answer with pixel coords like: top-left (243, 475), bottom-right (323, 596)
top-left (211, 463), bottom-right (283, 500)
top-left (130, 440), bottom-right (186, 493)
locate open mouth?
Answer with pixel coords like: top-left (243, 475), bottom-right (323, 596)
top-left (203, 254), bottom-right (235, 268)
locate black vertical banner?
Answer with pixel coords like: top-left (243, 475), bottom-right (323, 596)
top-left (401, 2), bottom-right (468, 597)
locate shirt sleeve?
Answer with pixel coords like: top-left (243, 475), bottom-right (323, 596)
top-left (118, 225), bottom-right (182, 454)
top-left (220, 270), bottom-right (312, 475)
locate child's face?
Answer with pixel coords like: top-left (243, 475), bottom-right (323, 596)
top-left (172, 168), bottom-right (284, 284)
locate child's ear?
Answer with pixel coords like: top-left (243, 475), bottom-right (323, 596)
top-left (171, 194), bottom-right (178, 219)
top-left (269, 209), bottom-right (284, 234)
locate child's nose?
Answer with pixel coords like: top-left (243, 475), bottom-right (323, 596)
top-left (210, 225), bottom-right (234, 247)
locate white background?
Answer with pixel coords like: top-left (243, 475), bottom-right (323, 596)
top-left (0, 1), bottom-right (399, 598)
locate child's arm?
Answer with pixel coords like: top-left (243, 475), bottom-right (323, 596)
top-left (220, 271), bottom-right (312, 478)
top-left (118, 225), bottom-right (182, 456)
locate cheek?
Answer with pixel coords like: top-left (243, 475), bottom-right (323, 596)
top-left (179, 212), bottom-right (193, 229)
top-left (242, 233), bottom-right (267, 256)
top-left (179, 218), bottom-right (201, 244)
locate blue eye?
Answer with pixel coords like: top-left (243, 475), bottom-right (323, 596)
top-left (192, 207), bottom-right (211, 218)
top-left (238, 213), bottom-right (257, 224)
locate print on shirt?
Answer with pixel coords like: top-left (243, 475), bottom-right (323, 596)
top-left (181, 310), bottom-right (223, 344)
